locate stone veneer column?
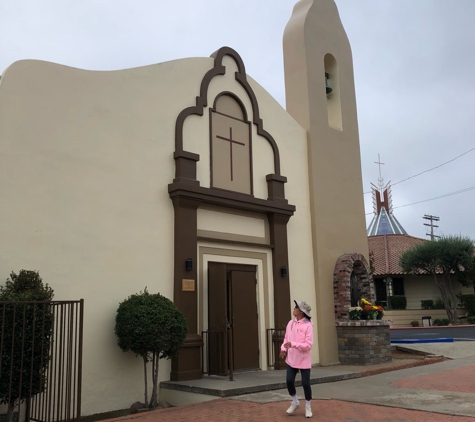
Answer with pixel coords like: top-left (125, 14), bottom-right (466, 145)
top-left (335, 321), bottom-right (391, 365)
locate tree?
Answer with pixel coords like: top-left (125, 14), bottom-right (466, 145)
top-left (457, 255), bottom-right (475, 294)
top-left (114, 289), bottom-right (187, 408)
top-left (400, 235), bottom-right (475, 324)
top-left (0, 270), bottom-right (54, 422)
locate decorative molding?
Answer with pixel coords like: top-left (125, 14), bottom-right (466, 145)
top-left (175, 46), bottom-right (282, 176)
top-left (168, 182), bottom-right (295, 216)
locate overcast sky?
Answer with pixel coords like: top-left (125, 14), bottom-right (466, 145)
top-left (1, 0), bottom-right (474, 241)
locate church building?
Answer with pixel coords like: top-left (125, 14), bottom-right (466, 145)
top-left (0, 0), bottom-right (369, 415)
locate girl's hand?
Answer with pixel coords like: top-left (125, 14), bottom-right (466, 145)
top-left (284, 342), bottom-right (292, 349)
top-left (279, 350), bottom-right (287, 359)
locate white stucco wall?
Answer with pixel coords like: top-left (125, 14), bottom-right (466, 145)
top-left (404, 275), bottom-right (473, 309)
top-left (0, 54), bottom-right (316, 415)
top-left (0, 58), bottom-right (212, 415)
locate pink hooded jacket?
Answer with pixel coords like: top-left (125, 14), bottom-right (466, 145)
top-left (280, 317), bottom-right (313, 369)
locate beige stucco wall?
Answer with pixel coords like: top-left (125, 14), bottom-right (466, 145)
top-left (0, 51), bottom-right (317, 414)
top-left (0, 57), bottom-right (209, 415)
top-left (384, 309), bottom-right (468, 328)
top-left (403, 275), bottom-right (473, 310)
top-left (283, 0), bottom-right (369, 364)
top-left (245, 75), bottom-right (317, 355)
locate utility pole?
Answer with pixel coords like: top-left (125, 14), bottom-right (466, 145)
top-left (423, 214), bottom-right (440, 241)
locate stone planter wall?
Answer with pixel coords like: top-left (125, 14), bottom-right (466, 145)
top-left (335, 320), bottom-right (391, 365)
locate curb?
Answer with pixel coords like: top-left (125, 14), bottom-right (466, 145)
top-left (359, 356), bottom-right (444, 377)
top-left (390, 324), bottom-right (475, 330)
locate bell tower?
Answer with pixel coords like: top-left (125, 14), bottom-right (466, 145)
top-left (283, 0), bottom-right (369, 364)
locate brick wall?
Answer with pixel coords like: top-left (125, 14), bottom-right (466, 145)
top-left (335, 321), bottom-right (391, 365)
top-left (334, 253), bottom-right (375, 321)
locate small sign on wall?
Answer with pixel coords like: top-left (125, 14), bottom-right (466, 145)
top-left (182, 279), bottom-right (195, 292)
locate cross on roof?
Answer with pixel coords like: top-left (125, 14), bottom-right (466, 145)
top-left (374, 153), bottom-right (385, 192)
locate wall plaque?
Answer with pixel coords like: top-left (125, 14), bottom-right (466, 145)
top-left (182, 279), bottom-right (195, 292)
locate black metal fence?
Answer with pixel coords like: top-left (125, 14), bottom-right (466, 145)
top-left (0, 300), bottom-right (84, 422)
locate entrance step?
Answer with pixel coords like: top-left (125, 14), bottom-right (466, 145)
top-left (160, 368), bottom-right (360, 406)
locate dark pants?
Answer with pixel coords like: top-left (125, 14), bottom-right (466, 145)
top-left (286, 365), bottom-right (312, 401)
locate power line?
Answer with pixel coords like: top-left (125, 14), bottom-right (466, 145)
top-left (439, 210), bottom-right (475, 217)
top-left (392, 147), bottom-right (475, 187)
top-left (393, 185), bottom-right (475, 209)
top-left (363, 146), bottom-right (475, 194)
top-left (365, 184), bottom-right (475, 215)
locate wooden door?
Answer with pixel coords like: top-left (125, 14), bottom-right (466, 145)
top-left (207, 263), bottom-right (259, 375)
top-left (208, 262), bottom-right (228, 375)
top-left (229, 269), bottom-right (259, 371)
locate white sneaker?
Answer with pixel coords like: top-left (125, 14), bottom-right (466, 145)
top-left (305, 406), bottom-right (312, 418)
top-left (286, 402), bottom-right (300, 414)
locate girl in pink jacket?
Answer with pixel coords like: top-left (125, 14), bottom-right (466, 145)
top-left (280, 300), bottom-right (313, 418)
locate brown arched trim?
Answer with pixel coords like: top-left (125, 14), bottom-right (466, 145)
top-left (333, 253), bottom-right (375, 321)
top-left (175, 46), bottom-right (281, 176)
top-left (212, 91), bottom-right (248, 121)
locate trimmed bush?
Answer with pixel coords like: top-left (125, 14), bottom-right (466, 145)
top-left (115, 289), bottom-right (187, 409)
top-left (389, 295), bottom-right (407, 310)
top-left (458, 294), bottom-right (475, 316)
top-left (433, 318), bottom-right (450, 326)
top-left (410, 320), bottom-right (419, 327)
top-left (467, 316), bottom-right (475, 324)
top-left (421, 300), bottom-right (434, 310)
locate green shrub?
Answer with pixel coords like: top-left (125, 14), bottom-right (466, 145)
top-left (389, 295), bottom-right (407, 310)
top-left (433, 298), bottom-right (446, 309)
top-left (467, 316), bottom-right (475, 324)
top-left (410, 320), bottom-right (419, 327)
top-left (0, 270), bottom-right (54, 422)
top-left (115, 289), bottom-right (187, 408)
top-left (440, 318), bottom-right (450, 326)
top-left (458, 294), bottom-right (475, 316)
top-left (421, 300), bottom-right (434, 310)
top-left (433, 319), bottom-right (441, 326)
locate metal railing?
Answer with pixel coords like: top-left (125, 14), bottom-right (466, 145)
top-left (266, 328), bottom-right (286, 370)
top-left (0, 300), bottom-right (84, 422)
top-left (201, 326), bottom-right (234, 381)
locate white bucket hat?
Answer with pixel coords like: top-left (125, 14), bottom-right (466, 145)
top-left (294, 300), bottom-right (311, 318)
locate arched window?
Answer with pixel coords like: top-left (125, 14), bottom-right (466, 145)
top-left (324, 54), bottom-right (342, 130)
top-left (210, 93), bottom-right (252, 195)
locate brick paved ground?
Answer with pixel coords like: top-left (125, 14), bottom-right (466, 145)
top-left (391, 364), bottom-right (475, 394)
top-left (98, 355), bottom-right (473, 422)
top-left (109, 399), bottom-right (474, 422)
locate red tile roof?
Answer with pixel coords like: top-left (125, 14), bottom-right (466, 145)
top-left (368, 234), bottom-right (426, 276)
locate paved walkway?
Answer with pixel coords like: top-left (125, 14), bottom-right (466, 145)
top-left (391, 364), bottom-right (475, 393)
top-left (104, 345), bottom-right (475, 422)
top-left (114, 399), bottom-right (474, 422)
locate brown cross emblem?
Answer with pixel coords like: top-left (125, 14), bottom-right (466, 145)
top-left (216, 127), bottom-right (245, 181)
